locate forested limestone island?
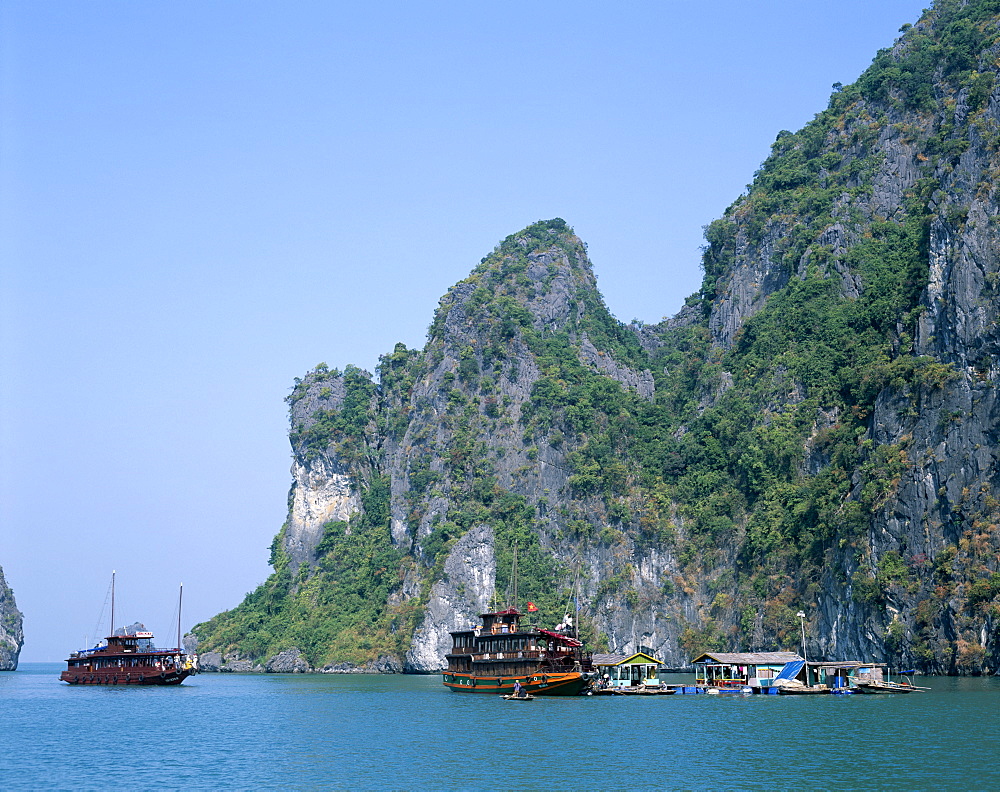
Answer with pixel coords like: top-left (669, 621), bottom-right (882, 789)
top-left (0, 565), bottom-right (24, 670)
top-left (192, 0), bottom-right (1000, 675)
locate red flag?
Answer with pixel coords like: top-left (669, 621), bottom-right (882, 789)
top-left (527, 602), bottom-right (538, 612)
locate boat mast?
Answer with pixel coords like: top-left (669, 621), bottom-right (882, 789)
top-left (574, 568), bottom-right (579, 642)
top-left (177, 583), bottom-right (183, 651)
top-left (110, 570), bottom-right (116, 638)
top-left (511, 544), bottom-right (518, 610)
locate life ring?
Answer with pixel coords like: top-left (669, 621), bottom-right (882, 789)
top-left (139, 674), bottom-right (145, 682)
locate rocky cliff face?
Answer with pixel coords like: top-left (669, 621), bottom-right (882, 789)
top-left (282, 220), bottom-right (672, 670)
top-left (0, 566), bottom-right (24, 670)
top-left (691, 0), bottom-right (1000, 672)
top-left (194, 0), bottom-right (1000, 674)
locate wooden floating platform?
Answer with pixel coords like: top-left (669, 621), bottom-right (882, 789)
top-left (593, 685), bottom-right (679, 696)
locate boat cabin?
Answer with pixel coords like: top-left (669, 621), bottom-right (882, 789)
top-left (593, 651), bottom-right (663, 689)
top-left (480, 607), bottom-right (523, 634)
top-left (104, 630), bottom-right (156, 653)
top-left (691, 651), bottom-right (803, 691)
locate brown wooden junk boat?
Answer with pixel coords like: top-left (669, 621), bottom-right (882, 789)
top-left (60, 574), bottom-right (198, 686)
top-left (443, 607), bottom-right (596, 696)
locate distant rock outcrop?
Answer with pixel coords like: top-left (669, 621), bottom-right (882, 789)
top-left (0, 566), bottom-right (24, 670)
top-left (265, 648), bottom-right (310, 673)
top-left (196, 651), bottom-right (262, 673)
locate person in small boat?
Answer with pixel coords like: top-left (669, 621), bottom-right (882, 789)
top-left (513, 680), bottom-right (523, 698)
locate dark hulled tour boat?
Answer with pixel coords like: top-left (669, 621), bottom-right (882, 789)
top-left (60, 627), bottom-right (198, 686)
top-left (443, 607), bottom-right (595, 696)
top-left (60, 573), bottom-right (198, 686)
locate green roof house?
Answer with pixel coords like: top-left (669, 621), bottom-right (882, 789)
top-left (593, 651), bottom-right (663, 689)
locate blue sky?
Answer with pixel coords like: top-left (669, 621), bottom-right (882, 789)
top-left (1, 0), bottom-right (926, 661)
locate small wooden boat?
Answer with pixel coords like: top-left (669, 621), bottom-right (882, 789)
top-left (778, 685), bottom-right (831, 695)
top-left (854, 680), bottom-right (925, 694)
top-left (501, 693), bottom-right (535, 701)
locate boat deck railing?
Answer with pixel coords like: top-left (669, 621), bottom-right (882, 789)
top-left (469, 649), bottom-right (592, 665)
top-left (72, 646), bottom-right (184, 658)
top-left (470, 650), bottom-right (542, 661)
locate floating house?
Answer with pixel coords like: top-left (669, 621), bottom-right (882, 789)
top-left (593, 651), bottom-right (663, 689)
top-left (692, 652), bottom-right (890, 693)
top-left (806, 661), bottom-right (885, 689)
top-left (691, 651), bottom-right (804, 693)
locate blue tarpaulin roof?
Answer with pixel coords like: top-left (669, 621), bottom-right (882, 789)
top-left (774, 660), bottom-right (805, 680)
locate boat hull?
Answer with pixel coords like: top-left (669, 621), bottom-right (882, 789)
top-left (60, 669), bottom-right (193, 686)
top-left (443, 671), bottom-right (591, 696)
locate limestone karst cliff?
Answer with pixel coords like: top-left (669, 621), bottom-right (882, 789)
top-left (194, 0), bottom-right (1000, 674)
top-left (0, 566), bottom-right (24, 670)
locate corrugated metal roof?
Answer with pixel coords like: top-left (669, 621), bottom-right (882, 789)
top-left (691, 651), bottom-right (803, 664)
top-left (593, 653), bottom-right (629, 666)
top-left (593, 651), bottom-right (663, 666)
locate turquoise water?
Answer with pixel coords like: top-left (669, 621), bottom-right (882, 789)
top-left (1, 664), bottom-right (998, 790)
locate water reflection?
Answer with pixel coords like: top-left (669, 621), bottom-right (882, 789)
top-left (1, 665), bottom-right (997, 790)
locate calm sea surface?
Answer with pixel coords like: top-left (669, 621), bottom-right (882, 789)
top-left (1, 664), bottom-right (998, 790)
